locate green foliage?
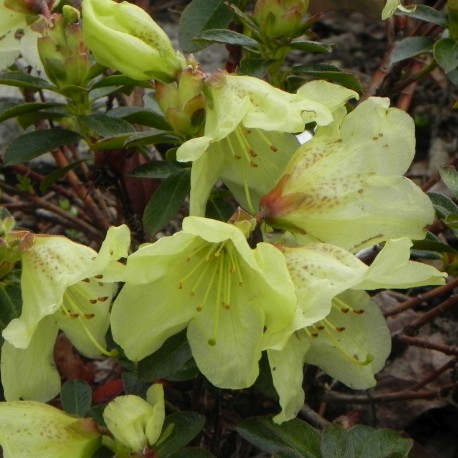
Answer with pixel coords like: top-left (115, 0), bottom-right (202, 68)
top-left (178, 0), bottom-right (236, 53)
top-left (237, 417), bottom-right (413, 458)
top-left (155, 412), bottom-right (206, 457)
top-left (4, 129), bottom-right (82, 165)
top-left (142, 169), bottom-right (190, 236)
top-left (60, 380), bottom-right (93, 417)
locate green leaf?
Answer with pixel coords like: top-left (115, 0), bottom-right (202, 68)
top-left (0, 72), bottom-right (54, 90)
top-left (143, 170), bottom-right (190, 236)
top-left (128, 160), bottom-right (181, 179)
top-left (349, 425), bottom-right (413, 457)
top-left (395, 5), bottom-right (447, 26)
top-left (290, 63), bottom-right (363, 93)
top-left (0, 272), bottom-right (22, 346)
top-left (193, 29), bottom-right (258, 47)
top-left (0, 101), bottom-right (62, 123)
top-left (434, 38), bottom-right (458, 73)
top-left (320, 424), bottom-right (355, 458)
top-left (238, 57), bottom-right (276, 77)
top-left (123, 130), bottom-right (181, 148)
top-left (178, 0), bottom-right (234, 53)
top-left (412, 232), bottom-right (457, 253)
top-left (108, 106), bottom-right (170, 130)
top-left (39, 160), bottom-right (85, 194)
top-left (428, 191), bottom-right (458, 218)
top-left (16, 107), bottom-right (68, 129)
top-left (60, 380), bottom-right (92, 417)
top-left (89, 86), bottom-right (124, 101)
top-left (237, 416), bottom-right (321, 458)
top-left (4, 129), bottom-right (82, 165)
top-left (138, 330), bottom-right (195, 382)
top-left (155, 412), bottom-right (206, 457)
top-left (391, 37), bottom-right (435, 64)
top-left (91, 133), bottom-right (135, 150)
top-left (439, 166), bottom-right (458, 198)
top-left (78, 114), bottom-right (135, 138)
top-left (122, 372), bottom-right (149, 397)
top-left (289, 41), bottom-right (334, 53)
top-left (205, 191), bottom-right (236, 221)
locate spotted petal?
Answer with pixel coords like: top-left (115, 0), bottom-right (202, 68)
top-left (303, 290), bottom-right (391, 389)
top-left (2, 225), bottom-right (130, 349)
top-left (0, 401), bottom-right (101, 458)
top-left (261, 98), bottom-right (434, 251)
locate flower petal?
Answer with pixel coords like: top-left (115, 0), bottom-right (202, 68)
top-left (0, 400), bottom-right (101, 457)
top-left (103, 385), bottom-right (164, 452)
top-left (283, 243), bottom-right (367, 328)
top-left (1, 316), bottom-right (60, 402)
top-left (268, 332), bottom-right (309, 424)
top-left (55, 281), bottom-right (116, 358)
top-left (187, 289), bottom-right (265, 388)
top-left (111, 279), bottom-right (195, 361)
top-left (357, 238), bottom-right (446, 290)
top-left (304, 290), bottom-right (391, 389)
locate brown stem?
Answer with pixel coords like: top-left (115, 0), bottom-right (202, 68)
top-left (395, 60), bottom-right (422, 111)
top-left (323, 383), bottom-right (458, 404)
top-left (0, 182), bottom-right (104, 242)
top-left (410, 358), bottom-right (457, 391)
top-left (384, 277), bottom-right (458, 316)
top-left (396, 335), bottom-right (458, 357)
top-left (300, 404), bottom-right (329, 429)
top-left (404, 294), bottom-right (458, 333)
top-left (51, 148), bottom-right (111, 231)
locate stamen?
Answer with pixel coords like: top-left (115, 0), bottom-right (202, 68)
top-left (62, 288), bottom-right (117, 358)
top-left (316, 319), bottom-right (371, 366)
top-left (256, 129), bottom-right (278, 152)
top-left (208, 255), bottom-right (225, 346)
top-left (228, 247), bottom-right (243, 286)
top-left (222, 253), bottom-right (232, 309)
top-left (195, 258), bottom-right (219, 312)
top-left (332, 296), bottom-right (365, 315)
top-left (232, 128), bottom-right (257, 213)
top-left (178, 245), bottom-right (217, 289)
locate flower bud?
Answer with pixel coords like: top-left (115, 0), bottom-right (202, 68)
top-left (37, 9), bottom-right (92, 88)
top-left (82, 0), bottom-right (185, 82)
top-left (253, 0), bottom-right (309, 38)
top-left (156, 64), bottom-right (206, 137)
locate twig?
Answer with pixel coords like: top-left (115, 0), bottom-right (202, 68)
top-left (300, 404), bottom-right (329, 429)
top-left (51, 148), bottom-right (112, 231)
top-left (404, 294), bottom-right (458, 333)
top-left (323, 383), bottom-right (458, 404)
top-left (384, 277), bottom-right (458, 316)
top-left (410, 358), bottom-right (457, 391)
top-left (0, 182), bottom-right (104, 242)
top-left (396, 335), bottom-right (458, 357)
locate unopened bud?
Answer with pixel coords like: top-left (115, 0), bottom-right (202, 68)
top-left (82, 0), bottom-right (185, 82)
top-left (156, 65), bottom-right (206, 137)
top-left (253, 0), bottom-right (309, 38)
top-left (37, 11), bottom-right (92, 88)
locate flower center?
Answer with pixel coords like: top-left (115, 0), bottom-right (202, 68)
top-left (177, 241), bottom-right (244, 346)
top-left (224, 126), bottom-right (278, 214)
